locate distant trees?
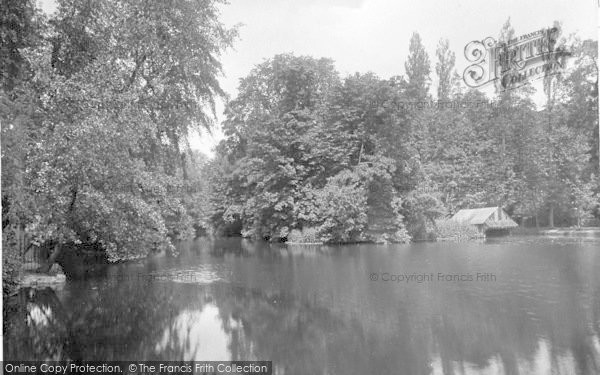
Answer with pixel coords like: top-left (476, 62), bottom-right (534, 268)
top-left (562, 39), bottom-right (599, 174)
top-left (435, 39), bottom-right (458, 101)
top-left (404, 32), bottom-right (431, 102)
top-left (211, 29), bottom-right (598, 241)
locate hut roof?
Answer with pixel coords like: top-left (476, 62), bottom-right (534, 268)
top-left (451, 207), bottom-right (518, 228)
top-left (451, 207), bottom-right (499, 224)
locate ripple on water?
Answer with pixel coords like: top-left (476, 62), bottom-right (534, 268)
top-left (149, 265), bottom-right (226, 285)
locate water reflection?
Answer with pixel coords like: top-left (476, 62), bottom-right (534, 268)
top-left (155, 304), bottom-right (231, 360)
top-left (4, 237), bottom-right (600, 374)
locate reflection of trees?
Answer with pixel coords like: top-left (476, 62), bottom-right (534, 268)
top-left (548, 248), bottom-right (600, 375)
top-left (595, 279), bottom-right (600, 363)
top-left (6, 277), bottom-right (600, 374)
top-left (206, 246), bottom-right (600, 375)
top-left (4, 238), bottom-right (600, 374)
top-left (4, 280), bottom-right (204, 360)
top-left (426, 246), bottom-right (600, 375)
top-left (430, 290), bottom-right (540, 374)
top-left (4, 288), bottom-right (70, 360)
top-left (209, 284), bottom-right (433, 375)
top-left (590, 248), bottom-right (600, 372)
top-left (5, 280), bottom-right (435, 374)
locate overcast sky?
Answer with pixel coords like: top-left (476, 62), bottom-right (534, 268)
top-left (38, 0), bottom-right (599, 156)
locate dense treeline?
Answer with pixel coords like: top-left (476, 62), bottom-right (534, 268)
top-left (1, 0), bottom-right (234, 286)
top-left (1, 0), bottom-right (599, 285)
top-left (207, 24), bottom-right (599, 242)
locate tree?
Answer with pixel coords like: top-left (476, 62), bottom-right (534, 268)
top-left (2, 0), bottom-right (237, 269)
top-left (217, 54), bottom-right (341, 239)
top-left (559, 38), bottom-right (600, 221)
top-left (404, 32), bottom-right (431, 102)
top-left (435, 39), bottom-right (457, 101)
top-left (1, 0), bottom-right (46, 290)
top-left (560, 38), bottom-right (598, 176)
top-left (216, 54), bottom-right (414, 242)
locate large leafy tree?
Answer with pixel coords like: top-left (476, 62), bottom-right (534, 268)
top-left (216, 55), bottom-right (411, 242)
top-left (1, 0), bottom-right (236, 263)
top-left (218, 55), bottom-right (340, 239)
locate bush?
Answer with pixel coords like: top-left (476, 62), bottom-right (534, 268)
top-left (401, 189), bottom-right (446, 241)
top-left (287, 227), bottom-right (321, 244)
top-left (299, 171), bottom-right (369, 243)
top-left (2, 238), bottom-right (21, 297)
top-left (390, 228), bottom-right (411, 243)
top-left (434, 219), bottom-right (482, 241)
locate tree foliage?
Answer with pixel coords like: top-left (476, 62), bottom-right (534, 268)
top-left (2, 4), bottom-right (597, 268)
top-left (1, 0), bottom-right (236, 262)
top-left (212, 28), bottom-right (598, 242)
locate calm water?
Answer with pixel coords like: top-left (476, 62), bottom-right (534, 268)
top-left (4, 236), bottom-right (600, 374)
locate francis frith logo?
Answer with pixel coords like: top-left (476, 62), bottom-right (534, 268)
top-left (463, 26), bottom-right (572, 91)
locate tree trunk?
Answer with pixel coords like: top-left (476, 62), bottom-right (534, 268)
top-left (37, 244), bottom-right (62, 274)
top-left (357, 141), bottom-right (364, 164)
top-left (16, 224), bottom-right (23, 255)
top-left (548, 205), bottom-right (554, 228)
top-left (181, 152), bottom-right (188, 181)
top-left (531, 190), bottom-right (540, 230)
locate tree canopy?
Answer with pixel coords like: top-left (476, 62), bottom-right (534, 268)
top-left (209, 29), bottom-right (599, 242)
top-left (2, 6), bottom-right (598, 268)
top-left (1, 0), bottom-right (236, 261)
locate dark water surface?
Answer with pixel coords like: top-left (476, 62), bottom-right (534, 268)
top-left (5, 236), bottom-right (600, 374)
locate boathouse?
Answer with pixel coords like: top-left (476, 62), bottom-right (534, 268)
top-left (450, 206), bottom-right (518, 235)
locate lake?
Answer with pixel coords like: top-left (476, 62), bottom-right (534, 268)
top-left (4, 236), bottom-right (600, 374)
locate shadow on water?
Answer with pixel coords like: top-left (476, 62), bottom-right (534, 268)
top-left (4, 236), bottom-right (600, 374)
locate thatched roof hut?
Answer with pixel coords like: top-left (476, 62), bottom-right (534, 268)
top-left (451, 206), bottom-right (518, 234)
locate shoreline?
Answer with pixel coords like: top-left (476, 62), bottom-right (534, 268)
top-left (512, 226), bottom-right (600, 236)
top-left (7, 228), bottom-right (599, 293)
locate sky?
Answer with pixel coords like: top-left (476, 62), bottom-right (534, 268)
top-left (38, 0), bottom-right (599, 157)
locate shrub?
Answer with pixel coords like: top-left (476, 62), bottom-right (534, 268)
top-left (295, 170), bottom-right (369, 243)
top-left (287, 227), bottom-right (321, 244)
top-left (2, 233), bottom-right (21, 297)
top-left (390, 228), bottom-right (411, 243)
top-left (434, 219), bottom-right (482, 241)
